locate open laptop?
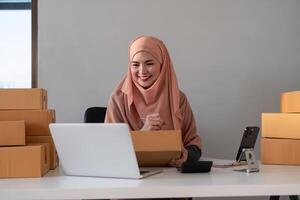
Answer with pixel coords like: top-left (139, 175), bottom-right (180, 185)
top-left (49, 123), bottom-right (162, 179)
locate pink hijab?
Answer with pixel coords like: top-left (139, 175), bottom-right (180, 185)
top-left (120, 36), bottom-right (182, 130)
top-left (105, 36), bottom-right (202, 149)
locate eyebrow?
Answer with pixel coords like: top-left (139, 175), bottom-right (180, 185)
top-left (131, 59), bottom-right (155, 63)
top-left (145, 59), bottom-right (155, 63)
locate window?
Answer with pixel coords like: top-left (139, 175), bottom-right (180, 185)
top-left (0, 0), bottom-right (36, 88)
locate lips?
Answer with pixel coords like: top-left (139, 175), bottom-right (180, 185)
top-left (139, 76), bottom-right (151, 81)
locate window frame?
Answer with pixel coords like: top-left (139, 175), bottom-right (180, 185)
top-left (0, 2), bottom-right (31, 10)
top-left (32, 0), bottom-right (37, 88)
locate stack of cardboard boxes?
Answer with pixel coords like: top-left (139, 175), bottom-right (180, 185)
top-left (261, 90), bottom-right (300, 165)
top-left (0, 88), bottom-right (58, 177)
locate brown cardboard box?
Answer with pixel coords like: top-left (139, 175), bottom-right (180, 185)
top-left (261, 113), bottom-right (300, 139)
top-left (26, 136), bottom-right (58, 169)
top-left (0, 88), bottom-right (47, 110)
top-left (0, 110), bottom-right (55, 136)
top-left (0, 144), bottom-right (50, 178)
top-left (261, 137), bottom-right (300, 165)
top-left (130, 130), bottom-right (182, 167)
top-left (281, 90), bottom-right (300, 113)
top-left (0, 121), bottom-right (25, 146)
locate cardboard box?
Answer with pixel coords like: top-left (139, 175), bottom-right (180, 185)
top-left (281, 90), bottom-right (300, 113)
top-left (261, 137), bottom-right (300, 165)
top-left (0, 121), bottom-right (25, 146)
top-left (0, 110), bottom-right (55, 136)
top-left (0, 144), bottom-right (50, 178)
top-left (261, 113), bottom-right (300, 139)
top-left (0, 88), bottom-right (47, 110)
top-left (130, 130), bottom-right (182, 167)
top-left (26, 136), bottom-right (58, 169)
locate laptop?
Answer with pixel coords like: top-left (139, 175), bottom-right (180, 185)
top-left (49, 123), bottom-right (162, 179)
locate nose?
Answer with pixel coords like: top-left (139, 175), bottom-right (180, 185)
top-left (139, 64), bottom-right (147, 74)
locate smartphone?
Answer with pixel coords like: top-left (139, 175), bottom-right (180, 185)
top-left (236, 127), bottom-right (260, 162)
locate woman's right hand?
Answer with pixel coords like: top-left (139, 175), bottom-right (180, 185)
top-left (141, 113), bottom-right (163, 131)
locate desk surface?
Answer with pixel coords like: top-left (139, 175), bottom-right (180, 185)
top-left (1, 159), bottom-right (300, 199)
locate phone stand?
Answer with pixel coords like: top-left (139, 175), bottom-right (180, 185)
top-left (234, 148), bottom-right (259, 173)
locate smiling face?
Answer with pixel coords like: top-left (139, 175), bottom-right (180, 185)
top-left (130, 51), bottom-right (162, 89)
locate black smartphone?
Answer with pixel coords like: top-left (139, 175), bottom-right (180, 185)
top-left (235, 127), bottom-right (260, 162)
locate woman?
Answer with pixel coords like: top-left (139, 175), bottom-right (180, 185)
top-left (105, 36), bottom-right (202, 167)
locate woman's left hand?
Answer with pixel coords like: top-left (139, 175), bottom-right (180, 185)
top-left (169, 146), bottom-right (188, 167)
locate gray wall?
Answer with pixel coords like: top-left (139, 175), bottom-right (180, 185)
top-left (38, 0), bottom-right (300, 160)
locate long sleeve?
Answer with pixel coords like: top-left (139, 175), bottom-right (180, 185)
top-left (179, 91), bottom-right (202, 150)
top-left (187, 145), bottom-right (202, 161)
top-left (105, 92), bottom-right (126, 123)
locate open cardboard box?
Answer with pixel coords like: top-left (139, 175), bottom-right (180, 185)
top-left (130, 130), bottom-right (182, 167)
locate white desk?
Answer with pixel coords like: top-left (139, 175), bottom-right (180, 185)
top-left (0, 160), bottom-right (300, 200)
